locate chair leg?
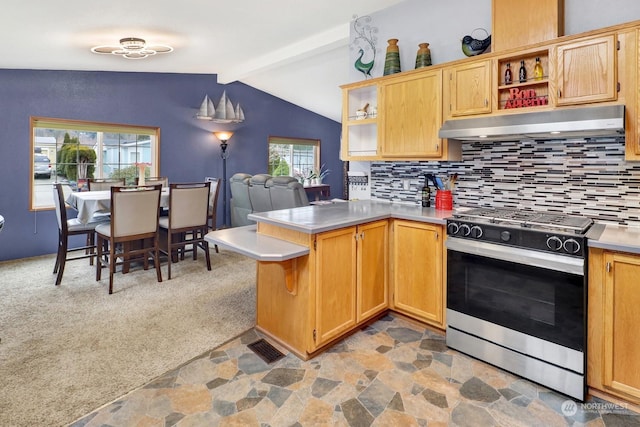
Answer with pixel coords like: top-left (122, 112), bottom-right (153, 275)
top-left (87, 233), bottom-right (95, 266)
top-left (167, 232), bottom-right (173, 280)
top-left (108, 241), bottom-right (116, 294)
top-left (154, 237), bottom-right (163, 283)
top-left (54, 236), bottom-right (69, 286)
top-left (96, 235), bottom-right (104, 282)
top-left (214, 244), bottom-right (219, 253)
top-left (203, 240), bottom-right (211, 271)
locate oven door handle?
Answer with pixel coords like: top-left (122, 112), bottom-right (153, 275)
top-left (446, 237), bottom-right (584, 276)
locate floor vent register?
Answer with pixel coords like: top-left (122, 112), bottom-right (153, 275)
top-left (247, 338), bottom-right (285, 364)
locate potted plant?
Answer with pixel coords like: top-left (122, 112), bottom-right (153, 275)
top-left (312, 164), bottom-right (330, 185)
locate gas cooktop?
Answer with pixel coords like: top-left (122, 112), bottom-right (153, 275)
top-left (452, 207), bottom-right (593, 235)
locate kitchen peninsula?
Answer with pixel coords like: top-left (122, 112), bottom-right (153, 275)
top-left (205, 200), bottom-right (451, 359)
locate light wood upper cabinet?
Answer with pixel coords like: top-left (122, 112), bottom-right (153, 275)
top-left (443, 60), bottom-right (492, 118)
top-left (555, 35), bottom-right (618, 106)
top-left (588, 248), bottom-right (640, 404)
top-left (379, 70), bottom-right (443, 158)
top-left (340, 81), bottom-right (380, 161)
top-left (390, 220), bottom-right (445, 328)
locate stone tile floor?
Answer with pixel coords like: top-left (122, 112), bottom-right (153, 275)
top-left (71, 314), bottom-right (640, 426)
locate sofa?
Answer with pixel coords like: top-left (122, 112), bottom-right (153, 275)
top-left (229, 173), bottom-right (310, 227)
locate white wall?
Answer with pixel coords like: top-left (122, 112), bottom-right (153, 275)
top-left (349, 0), bottom-right (640, 82)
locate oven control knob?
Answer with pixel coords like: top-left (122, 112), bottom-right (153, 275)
top-left (500, 231), bottom-right (511, 242)
top-left (546, 236), bottom-right (563, 251)
top-left (563, 238), bottom-right (581, 254)
top-left (460, 224), bottom-right (471, 236)
top-left (470, 226), bottom-right (483, 239)
top-left (447, 223), bottom-right (459, 235)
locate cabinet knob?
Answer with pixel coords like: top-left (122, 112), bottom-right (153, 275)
top-left (606, 261), bottom-right (611, 273)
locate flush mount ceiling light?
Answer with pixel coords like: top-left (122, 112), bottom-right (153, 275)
top-left (91, 37), bottom-right (173, 60)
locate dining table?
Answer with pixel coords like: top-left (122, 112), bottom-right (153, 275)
top-left (66, 188), bottom-right (170, 224)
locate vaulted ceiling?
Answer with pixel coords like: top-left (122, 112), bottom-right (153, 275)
top-left (2, 0), bottom-right (405, 122)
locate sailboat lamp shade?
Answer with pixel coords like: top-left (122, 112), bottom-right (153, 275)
top-left (196, 91), bottom-right (245, 123)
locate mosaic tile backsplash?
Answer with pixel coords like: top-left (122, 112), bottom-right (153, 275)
top-left (370, 137), bottom-right (640, 226)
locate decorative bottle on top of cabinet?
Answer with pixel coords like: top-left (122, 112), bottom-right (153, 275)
top-left (383, 39), bottom-right (401, 75)
top-left (415, 43), bottom-right (432, 69)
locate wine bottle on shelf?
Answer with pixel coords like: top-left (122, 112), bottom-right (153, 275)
top-left (519, 60), bottom-right (527, 83)
top-left (534, 57), bottom-right (543, 80)
top-left (504, 63), bottom-right (512, 85)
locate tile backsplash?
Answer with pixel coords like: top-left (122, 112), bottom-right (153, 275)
top-left (370, 137), bottom-right (640, 226)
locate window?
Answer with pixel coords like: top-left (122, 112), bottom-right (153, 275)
top-left (31, 117), bottom-right (160, 210)
top-left (268, 136), bottom-right (319, 181)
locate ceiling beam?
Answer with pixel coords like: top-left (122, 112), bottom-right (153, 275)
top-left (217, 23), bottom-right (350, 84)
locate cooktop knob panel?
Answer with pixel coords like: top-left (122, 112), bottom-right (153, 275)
top-left (470, 225), bottom-right (483, 238)
top-left (563, 238), bottom-right (581, 254)
top-left (447, 223), bottom-right (459, 235)
top-left (546, 236), bottom-right (563, 251)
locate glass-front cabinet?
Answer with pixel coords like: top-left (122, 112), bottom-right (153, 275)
top-left (340, 82), bottom-right (379, 160)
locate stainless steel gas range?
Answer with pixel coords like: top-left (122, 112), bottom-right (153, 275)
top-left (445, 207), bottom-right (602, 401)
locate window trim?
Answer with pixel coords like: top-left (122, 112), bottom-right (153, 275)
top-left (268, 136), bottom-right (320, 179)
top-left (30, 116), bottom-right (161, 211)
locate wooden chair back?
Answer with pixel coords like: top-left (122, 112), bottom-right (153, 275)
top-left (87, 178), bottom-right (126, 191)
top-left (110, 185), bottom-right (162, 238)
top-left (168, 182), bottom-right (211, 230)
top-left (136, 176), bottom-right (168, 188)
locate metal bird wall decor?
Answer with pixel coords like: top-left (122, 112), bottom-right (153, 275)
top-left (350, 15), bottom-right (378, 79)
top-left (461, 28), bottom-right (492, 57)
top-left (354, 49), bottom-right (374, 78)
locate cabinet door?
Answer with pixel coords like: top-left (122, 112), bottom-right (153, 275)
top-left (391, 220), bottom-right (444, 327)
top-left (444, 60), bottom-right (491, 118)
top-left (356, 220), bottom-right (388, 322)
top-left (340, 83), bottom-right (379, 161)
top-left (314, 227), bottom-right (357, 346)
top-left (602, 252), bottom-right (640, 400)
top-left (555, 35), bottom-right (617, 106)
top-left (380, 70), bottom-right (443, 157)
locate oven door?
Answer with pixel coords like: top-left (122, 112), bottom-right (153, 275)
top-left (446, 237), bottom-right (586, 353)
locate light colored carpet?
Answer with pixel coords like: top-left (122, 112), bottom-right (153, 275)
top-left (0, 249), bottom-right (256, 427)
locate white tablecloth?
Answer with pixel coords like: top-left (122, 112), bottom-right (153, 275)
top-left (66, 189), bottom-right (169, 224)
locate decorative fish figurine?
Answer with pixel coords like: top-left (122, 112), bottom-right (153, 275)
top-left (354, 48), bottom-right (374, 78)
top-left (461, 33), bottom-right (491, 57)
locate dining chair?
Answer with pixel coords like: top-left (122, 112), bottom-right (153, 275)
top-left (53, 183), bottom-right (110, 287)
top-left (136, 176), bottom-right (168, 188)
top-left (95, 184), bottom-right (163, 294)
top-left (205, 176), bottom-right (221, 253)
top-left (87, 178), bottom-right (126, 191)
top-left (159, 182), bottom-right (212, 279)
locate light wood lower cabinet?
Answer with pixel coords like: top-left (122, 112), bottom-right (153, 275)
top-left (256, 220), bottom-right (388, 358)
top-left (588, 248), bottom-right (640, 404)
top-left (390, 219), bottom-right (445, 329)
top-left (315, 221), bottom-right (388, 347)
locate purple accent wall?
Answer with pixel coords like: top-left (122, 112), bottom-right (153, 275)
top-left (0, 70), bottom-right (341, 261)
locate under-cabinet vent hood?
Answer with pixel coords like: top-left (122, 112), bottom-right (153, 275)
top-left (438, 105), bottom-right (625, 141)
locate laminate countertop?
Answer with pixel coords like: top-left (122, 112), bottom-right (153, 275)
top-left (588, 224), bottom-right (640, 255)
top-left (247, 199), bottom-right (453, 234)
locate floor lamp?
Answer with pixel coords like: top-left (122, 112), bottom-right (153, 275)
top-left (214, 131), bottom-right (233, 228)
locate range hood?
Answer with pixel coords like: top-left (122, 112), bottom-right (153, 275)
top-left (438, 105), bottom-right (625, 141)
